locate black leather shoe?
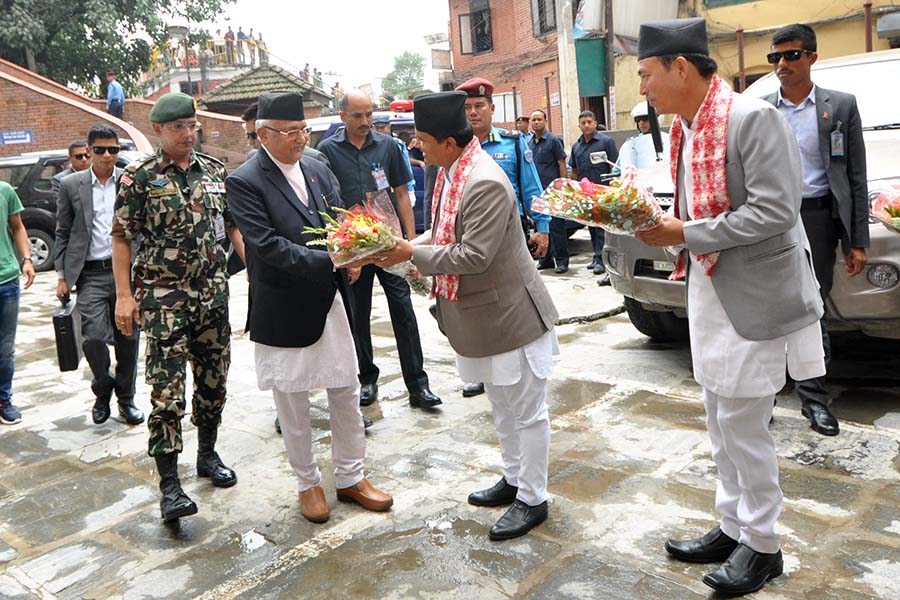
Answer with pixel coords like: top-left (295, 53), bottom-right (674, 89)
top-left (462, 383), bottom-right (485, 397)
top-left (593, 263), bottom-right (606, 275)
top-left (91, 394), bottom-right (112, 424)
top-left (117, 401), bottom-right (144, 425)
top-left (363, 417), bottom-right (373, 428)
top-left (275, 417), bottom-right (281, 434)
top-left (597, 275), bottom-right (611, 286)
top-left (554, 264), bottom-right (569, 274)
top-left (585, 261), bottom-right (597, 270)
top-left (802, 401), bottom-right (839, 436)
top-left (665, 526), bottom-right (739, 563)
top-left (703, 544), bottom-right (783, 595)
top-left (468, 477), bottom-right (518, 507)
top-left (409, 388), bottom-right (442, 408)
top-left (360, 383), bottom-right (379, 406)
top-left (489, 500), bottom-right (548, 540)
top-left (196, 426), bottom-right (237, 487)
top-left (155, 453), bottom-right (198, 522)
top-left (536, 258), bottom-right (555, 270)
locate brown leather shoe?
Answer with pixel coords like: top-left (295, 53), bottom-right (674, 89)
top-left (299, 486), bottom-right (330, 523)
top-left (336, 478), bottom-right (393, 512)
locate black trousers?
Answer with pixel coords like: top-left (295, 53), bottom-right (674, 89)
top-left (589, 226), bottom-right (605, 262)
top-left (796, 201), bottom-right (842, 408)
top-left (547, 217), bottom-right (569, 266)
top-left (76, 268), bottom-right (140, 402)
top-left (351, 264), bottom-right (428, 392)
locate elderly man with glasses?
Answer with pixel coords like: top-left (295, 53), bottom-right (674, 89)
top-left (111, 92), bottom-right (246, 523)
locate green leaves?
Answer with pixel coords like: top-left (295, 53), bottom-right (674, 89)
top-left (381, 51), bottom-right (426, 101)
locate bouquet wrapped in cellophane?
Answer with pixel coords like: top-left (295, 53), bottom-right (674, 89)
top-left (531, 166), bottom-right (663, 234)
top-left (303, 191), bottom-right (431, 296)
top-left (872, 185), bottom-right (900, 235)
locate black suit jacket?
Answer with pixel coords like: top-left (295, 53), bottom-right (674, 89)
top-left (765, 86), bottom-right (870, 251)
top-left (225, 149), bottom-right (353, 348)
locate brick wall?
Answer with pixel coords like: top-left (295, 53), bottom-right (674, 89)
top-left (449, 0), bottom-right (566, 140)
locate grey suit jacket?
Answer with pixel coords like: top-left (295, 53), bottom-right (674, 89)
top-left (51, 167), bottom-right (75, 202)
top-left (679, 93), bottom-right (824, 341)
top-left (54, 167), bottom-right (123, 287)
top-left (412, 156), bottom-right (559, 358)
top-left (764, 86), bottom-right (870, 250)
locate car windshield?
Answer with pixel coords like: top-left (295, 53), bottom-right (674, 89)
top-left (0, 164), bottom-right (32, 189)
top-left (745, 56), bottom-right (899, 129)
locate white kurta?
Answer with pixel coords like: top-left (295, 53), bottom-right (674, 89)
top-left (680, 120), bottom-right (825, 398)
top-left (456, 329), bottom-right (559, 385)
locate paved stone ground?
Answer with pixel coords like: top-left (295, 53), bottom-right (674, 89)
top-left (1, 235), bottom-right (899, 599)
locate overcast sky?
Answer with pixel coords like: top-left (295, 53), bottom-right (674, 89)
top-left (210, 0), bottom-right (451, 92)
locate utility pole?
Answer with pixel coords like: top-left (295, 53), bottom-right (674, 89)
top-left (605, 0), bottom-right (616, 130)
top-left (556, 0), bottom-right (581, 147)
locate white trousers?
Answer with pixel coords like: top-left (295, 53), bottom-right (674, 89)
top-left (704, 388), bottom-right (782, 554)
top-left (483, 350), bottom-right (551, 507)
top-left (272, 386), bottom-right (366, 492)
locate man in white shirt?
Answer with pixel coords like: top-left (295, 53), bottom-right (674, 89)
top-left (635, 18), bottom-right (825, 596)
top-left (55, 124), bottom-right (143, 426)
top-left (226, 92), bottom-right (392, 524)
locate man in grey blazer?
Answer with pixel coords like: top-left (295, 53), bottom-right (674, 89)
top-left (375, 91), bottom-right (559, 541)
top-left (55, 124), bottom-right (143, 426)
top-left (635, 19), bottom-right (824, 596)
top-left (763, 24), bottom-right (869, 436)
top-left (51, 140), bottom-right (91, 202)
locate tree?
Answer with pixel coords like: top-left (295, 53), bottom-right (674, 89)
top-left (0, 0), bottom-right (233, 96)
top-left (381, 51), bottom-right (425, 101)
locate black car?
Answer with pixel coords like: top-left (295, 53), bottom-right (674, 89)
top-left (0, 150), bottom-right (140, 272)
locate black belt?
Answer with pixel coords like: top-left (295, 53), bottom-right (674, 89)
top-left (83, 258), bottom-right (113, 271)
top-left (802, 193), bottom-right (832, 210)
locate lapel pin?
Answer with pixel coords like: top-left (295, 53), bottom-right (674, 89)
top-left (822, 112), bottom-right (830, 120)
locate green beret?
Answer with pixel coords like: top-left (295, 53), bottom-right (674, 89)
top-left (149, 92), bottom-right (197, 123)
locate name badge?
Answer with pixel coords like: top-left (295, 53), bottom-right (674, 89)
top-left (589, 151), bottom-right (605, 165)
top-left (214, 215), bottom-right (226, 241)
top-left (372, 166), bottom-right (389, 191)
top-left (830, 125), bottom-right (844, 157)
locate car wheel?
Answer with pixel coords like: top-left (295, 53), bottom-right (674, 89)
top-left (623, 296), bottom-right (689, 342)
top-left (27, 228), bottom-right (54, 273)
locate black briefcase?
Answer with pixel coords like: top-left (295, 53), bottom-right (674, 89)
top-left (53, 296), bottom-right (82, 372)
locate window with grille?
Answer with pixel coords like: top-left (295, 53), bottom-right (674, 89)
top-left (459, 9), bottom-right (493, 55)
top-left (179, 80), bottom-right (200, 96)
top-left (532, 0), bottom-right (556, 37)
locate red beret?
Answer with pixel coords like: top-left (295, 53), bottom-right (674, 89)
top-left (455, 77), bottom-right (494, 98)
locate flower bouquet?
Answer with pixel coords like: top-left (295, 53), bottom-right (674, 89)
top-left (872, 185), bottom-right (900, 235)
top-left (303, 192), bottom-right (432, 296)
top-left (531, 166), bottom-right (663, 234)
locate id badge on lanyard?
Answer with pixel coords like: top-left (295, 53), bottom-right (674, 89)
top-left (371, 162), bottom-right (389, 191)
top-left (830, 121), bottom-right (844, 157)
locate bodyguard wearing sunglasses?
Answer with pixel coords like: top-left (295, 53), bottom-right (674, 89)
top-left (111, 92), bottom-right (246, 523)
top-left (763, 24), bottom-right (869, 437)
top-left (55, 124), bottom-right (143, 427)
top-left (51, 140), bottom-right (91, 202)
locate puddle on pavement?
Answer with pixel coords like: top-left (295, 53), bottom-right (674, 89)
top-left (0, 429), bottom-right (60, 465)
top-left (549, 459), bottom-right (629, 502)
top-left (622, 390), bottom-right (706, 431)
top-left (549, 380), bottom-right (612, 416)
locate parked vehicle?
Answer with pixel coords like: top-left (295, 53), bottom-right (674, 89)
top-left (0, 149), bottom-right (141, 272)
top-left (603, 48), bottom-right (900, 341)
top-left (306, 110), bottom-right (429, 233)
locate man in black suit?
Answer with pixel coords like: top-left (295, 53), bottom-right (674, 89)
top-left (226, 92), bottom-right (392, 524)
top-left (54, 124), bottom-right (143, 425)
top-left (764, 24), bottom-right (870, 436)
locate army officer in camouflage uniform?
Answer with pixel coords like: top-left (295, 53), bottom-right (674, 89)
top-left (111, 92), bottom-right (246, 522)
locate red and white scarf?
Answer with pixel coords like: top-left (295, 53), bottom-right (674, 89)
top-left (430, 136), bottom-right (488, 301)
top-left (669, 74), bottom-right (733, 280)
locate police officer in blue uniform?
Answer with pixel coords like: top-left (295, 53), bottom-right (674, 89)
top-left (454, 77), bottom-right (550, 398)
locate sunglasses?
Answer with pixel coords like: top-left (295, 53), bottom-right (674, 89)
top-left (766, 49), bottom-right (812, 64)
top-left (72, 153), bottom-right (90, 160)
top-left (246, 131), bottom-right (258, 140)
top-left (91, 145), bottom-right (120, 155)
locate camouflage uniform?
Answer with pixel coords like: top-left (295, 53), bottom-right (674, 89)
top-left (112, 147), bottom-right (233, 457)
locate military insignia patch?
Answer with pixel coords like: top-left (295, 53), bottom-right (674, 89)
top-left (524, 149), bottom-right (534, 163)
top-left (119, 174), bottom-right (133, 186)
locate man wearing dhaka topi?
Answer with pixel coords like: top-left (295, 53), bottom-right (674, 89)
top-left (634, 18), bottom-right (825, 596)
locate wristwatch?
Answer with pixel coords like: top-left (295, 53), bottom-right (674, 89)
top-left (21, 256), bottom-right (33, 263)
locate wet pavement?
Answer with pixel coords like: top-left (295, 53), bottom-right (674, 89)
top-left (1, 234), bottom-right (899, 599)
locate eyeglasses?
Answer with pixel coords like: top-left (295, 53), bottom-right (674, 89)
top-left (72, 153), bottom-right (90, 160)
top-left (91, 145), bottom-right (120, 155)
top-left (164, 121), bottom-right (202, 132)
top-left (261, 125), bottom-right (311, 140)
top-left (246, 131), bottom-right (258, 140)
top-left (766, 49), bottom-right (813, 64)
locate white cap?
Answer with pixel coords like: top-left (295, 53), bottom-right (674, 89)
top-left (631, 101), bottom-right (649, 119)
